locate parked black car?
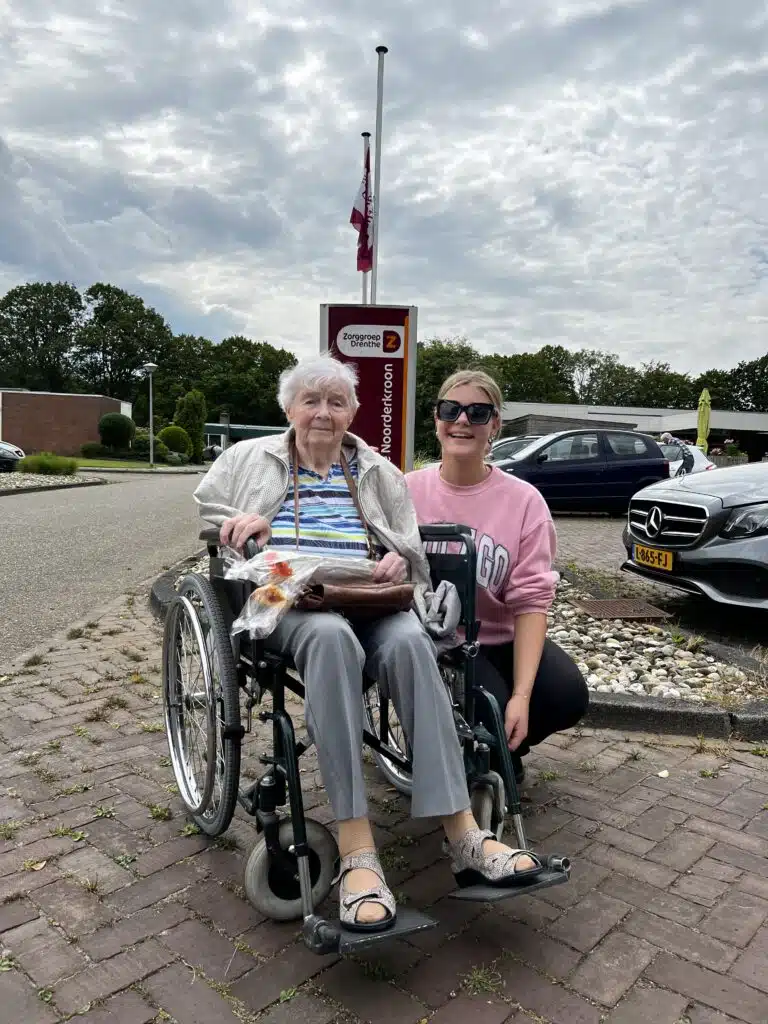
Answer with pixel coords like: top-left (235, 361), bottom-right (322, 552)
top-left (0, 441), bottom-right (24, 472)
top-left (621, 462), bottom-right (768, 609)
top-left (495, 429), bottom-right (669, 512)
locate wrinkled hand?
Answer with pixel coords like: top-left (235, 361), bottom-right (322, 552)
top-left (504, 694), bottom-right (530, 752)
top-left (372, 551), bottom-right (408, 583)
top-left (220, 514), bottom-right (271, 553)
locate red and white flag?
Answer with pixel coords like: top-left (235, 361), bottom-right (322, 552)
top-left (350, 136), bottom-right (373, 273)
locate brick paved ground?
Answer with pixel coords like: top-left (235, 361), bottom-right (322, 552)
top-left (1, 585), bottom-right (768, 1023)
top-left (552, 515), bottom-right (627, 575)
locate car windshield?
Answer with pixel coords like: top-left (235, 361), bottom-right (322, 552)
top-left (660, 444), bottom-right (683, 462)
top-left (503, 432), bottom-right (563, 461)
top-left (490, 437), bottom-right (538, 460)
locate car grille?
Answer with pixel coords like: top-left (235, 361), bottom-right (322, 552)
top-left (629, 498), bottom-right (708, 548)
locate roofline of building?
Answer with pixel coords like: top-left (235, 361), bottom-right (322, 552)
top-left (0, 389), bottom-right (126, 401)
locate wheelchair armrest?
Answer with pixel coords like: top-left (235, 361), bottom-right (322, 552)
top-left (200, 526), bottom-right (261, 560)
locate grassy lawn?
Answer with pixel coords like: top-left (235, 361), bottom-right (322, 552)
top-left (76, 458), bottom-right (159, 470)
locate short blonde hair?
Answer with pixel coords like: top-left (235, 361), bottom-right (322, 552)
top-left (437, 368), bottom-right (503, 412)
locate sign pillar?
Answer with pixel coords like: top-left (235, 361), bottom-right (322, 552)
top-left (320, 303), bottom-right (417, 472)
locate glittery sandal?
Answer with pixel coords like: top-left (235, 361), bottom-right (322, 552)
top-left (448, 827), bottom-right (544, 889)
top-left (335, 850), bottom-right (397, 933)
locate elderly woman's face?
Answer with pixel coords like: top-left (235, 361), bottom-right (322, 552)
top-left (288, 386), bottom-right (355, 450)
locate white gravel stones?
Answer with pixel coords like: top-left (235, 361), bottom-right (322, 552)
top-left (550, 580), bottom-right (758, 706)
top-left (0, 472), bottom-right (103, 492)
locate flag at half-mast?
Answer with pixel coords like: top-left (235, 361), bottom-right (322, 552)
top-left (350, 136), bottom-right (373, 273)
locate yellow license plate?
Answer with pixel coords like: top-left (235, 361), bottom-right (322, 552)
top-left (633, 544), bottom-right (673, 572)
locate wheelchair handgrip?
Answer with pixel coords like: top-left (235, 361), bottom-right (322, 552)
top-left (244, 537), bottom-right (262, 559)
top-left (418, 523), bottom-right (473, 540)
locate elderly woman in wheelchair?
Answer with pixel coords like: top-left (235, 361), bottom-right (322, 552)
top-left (166, 354), bottom-right (569, 949)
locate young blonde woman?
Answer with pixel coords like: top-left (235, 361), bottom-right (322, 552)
top-left (407, 369), bottom-right (589, 782)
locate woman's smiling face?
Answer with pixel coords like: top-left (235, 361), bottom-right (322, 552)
top-left (435, 383), bottom-right (500, 462)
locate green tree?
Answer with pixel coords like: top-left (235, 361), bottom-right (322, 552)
top-left (691, 368), bottom-right (743, 411)
top-left (632, 361), bottom-right (697, 409)
top-left (413, 337), bottom-right (481, 456)
top-left (99, 412), bottom-right (135, 449)
top-left (0, 282), bottom-right (83, 391)
top-left (200, 336), bottom-right (296, 425)
top-left (72, 283), bottom-right (174, 399)
top-left (568, 350), bottom-right (640, 405)
top-left (149, 333), bottom-right (215, 424)
top-left (174, 389), bottom-right (207, 463)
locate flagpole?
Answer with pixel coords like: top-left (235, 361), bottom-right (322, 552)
top-left (361, 131), bottom-right (370, 305)
top-left (370, 45), bottom-right (387, 305)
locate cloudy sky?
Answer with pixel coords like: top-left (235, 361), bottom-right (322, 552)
top-left (2, 0), bottom-right (768, 372)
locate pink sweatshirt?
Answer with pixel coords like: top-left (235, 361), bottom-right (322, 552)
top-left (406, 465), bottom-right (559, 645)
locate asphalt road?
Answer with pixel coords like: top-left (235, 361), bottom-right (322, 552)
top-left (0, 474), bottom-right (206, 665)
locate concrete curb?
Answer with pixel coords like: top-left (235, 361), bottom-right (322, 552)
top-left (0, 479), bottom-right (108, 498)
top-left (148, 560), bottom-right (768, 742)
top-left (78, 466), bottom-right (204, 475)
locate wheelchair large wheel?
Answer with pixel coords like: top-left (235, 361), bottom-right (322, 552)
top-left (244, 819), bottom-right (338, 922)
top-left (163, 572), bottom-right (241, 837)
top-left (363, 682), bottom-right (413, 796)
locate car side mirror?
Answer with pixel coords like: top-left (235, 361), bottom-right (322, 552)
top-left (536, 453), bottom-right (548, 464)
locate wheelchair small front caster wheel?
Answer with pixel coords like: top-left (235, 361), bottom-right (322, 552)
top-left (244, 819), bottom-right (339, 922)
top-left (470, 781), bottom-right (505, 841)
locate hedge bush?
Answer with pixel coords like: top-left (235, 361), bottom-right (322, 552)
top-left (158, 425), bottom-right (192, 456)
top-left (80, 442), bottom-right (110, 459)
top-left (19, 453), bottom-right (78, 476)
top-left (99, 412), bottom-right (136, 449)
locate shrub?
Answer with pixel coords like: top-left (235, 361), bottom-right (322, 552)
top-left (174, 390), bottom-right (207, 464)
top-left (80, 442), bottom-right (110, 459)
top-left (158, 425), bottom-right (192, 456)
top-left (99, 413), bottom-right (135, 450)
top-left (165, 451), bottom-right (182, 465)
top-left (19, 453), bottom-right (78, 476)
top-left (154, 441), bottom-right (169, 463)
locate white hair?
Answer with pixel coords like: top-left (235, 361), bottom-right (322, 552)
top-left (278, 354), bottom-right (359, 413)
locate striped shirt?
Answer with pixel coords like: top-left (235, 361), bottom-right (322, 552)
top-left (270, 457), bottom-right (372, 558)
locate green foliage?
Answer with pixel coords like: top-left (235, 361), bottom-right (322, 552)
top-left (174, 389), bottom-right (207, 463)
top-left (0, 282), bottom-right (84, 391)
top-left (98, 412), bottom-right (135, 449)
top-left (154, 441), bottom-right (169, 462)
top-left (80, 442), bottom-right (110, 459)
top-left (18, 453), bottom-right (77, 476)
top-left (157, 424), bottom-right (192, 455)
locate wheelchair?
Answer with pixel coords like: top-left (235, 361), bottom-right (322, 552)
top-left (161, 523), bottom-right (571, 955)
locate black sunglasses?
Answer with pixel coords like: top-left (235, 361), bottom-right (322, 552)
top-left (435, 399), bottom-right (496, 425)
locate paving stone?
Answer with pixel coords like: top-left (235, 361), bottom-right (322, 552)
top-left (687, 1007), bottom-right (747, 1024)
top-left (230, 943), bottom-right (339, 1015)
top-left (647, 830), bottom-right (716, 870)
top-left (600, 870), bottom-right (705, 927)
top-left (687, 818), bottom-right (768, 859)
top-left (570, 931), bottom-right (657, 1006)
top-left (623, 910), bottom-right (738, 971)
top-left (133, 834), bottom-right (210, 875)
top-left (628, 805), bottom-right (690, 842)
top-left (729, 924), bottom-right (768, 994)
top-left (3, 913), bottom-right (89, 986)
top-left (645, 952), bottom-right (768, 1024)
top-left (547, 891), bottom-right (631, 952)
top-left (106, 860), bottom-right (205, 915)
top-left (55, 845), bottom-right (134, 894)
top-left (158, 917), bottom-right (253, 981)
top-left (321, 958), bottom-right (430, 1024)
top-left (0, 897), bottom-right (39, 932)
top-left (534, 857), bottom-right (611, 909)
top-left (468, 913), bottom-right (580, 979)
top-left (0, 970), bottom-right (59, 1023)
top-left (496, 957), bottom-right (602, 1024)
top-left (142, 963), bottom-right (242, 1023)
top-left (69, 989), bottom-right (158, 1023)
top-left (585, 840), bottom-right (680, 889)
top-left (605, 983), bottom-right (689, 1023)
top-left (80, 901), bottom-right (190, 960)
top-left (32, 877), bottom-right (114, 937)
top-left (401, 930), bottom-right (498, 1007)
top-left (180, 878), bottom-right (266, 936)
top-left (702, 890), bottom-right (768, 948)
top-left (51, 938), bottom-right (170, 1015)
top-left (694, 856), bottom-right (744, 884)
top-left (257, 990), bottom-right (337, 1024)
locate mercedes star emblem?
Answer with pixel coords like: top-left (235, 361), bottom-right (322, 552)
top-left (646, 506), bottom-right (664, 539)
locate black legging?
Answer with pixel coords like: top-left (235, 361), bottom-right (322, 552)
top-left (474, 638), bottom-right (589, 758)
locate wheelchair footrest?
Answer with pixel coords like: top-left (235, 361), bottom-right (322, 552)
top-left (338, 907), bottom-right (437, 954)
top-left (449, 861), bottom-right (571, 903)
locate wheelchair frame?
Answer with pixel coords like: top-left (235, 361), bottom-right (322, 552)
top-left (162, 523), bottom-right (571, 956)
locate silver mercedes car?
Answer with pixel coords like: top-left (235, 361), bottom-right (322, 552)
top-left (621, 462), bottom-right (768, 609)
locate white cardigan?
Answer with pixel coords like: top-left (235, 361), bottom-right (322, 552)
top-left (193, 427), bottom-right (435, 617)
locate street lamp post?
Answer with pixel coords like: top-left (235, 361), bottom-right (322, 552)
top-left (143, 363), bottom-right (158, 468)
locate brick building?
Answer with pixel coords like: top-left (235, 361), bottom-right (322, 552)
top-left (0, 390), bottom-right (133, 456)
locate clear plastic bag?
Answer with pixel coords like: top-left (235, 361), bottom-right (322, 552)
top-left (223, 548), bottom-right (378, 638)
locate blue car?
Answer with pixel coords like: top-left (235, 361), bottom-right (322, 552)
top-left (495, 428), bottom-right (670, 513)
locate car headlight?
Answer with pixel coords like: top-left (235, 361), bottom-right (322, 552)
top-left (721, 503), bottom-right (768, 539)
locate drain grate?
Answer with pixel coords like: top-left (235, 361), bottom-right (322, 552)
top-left (568, 598), bottom-right (670, 620)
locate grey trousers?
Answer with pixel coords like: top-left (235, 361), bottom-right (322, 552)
top-left (265, 609), bottom-right (471, 822)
